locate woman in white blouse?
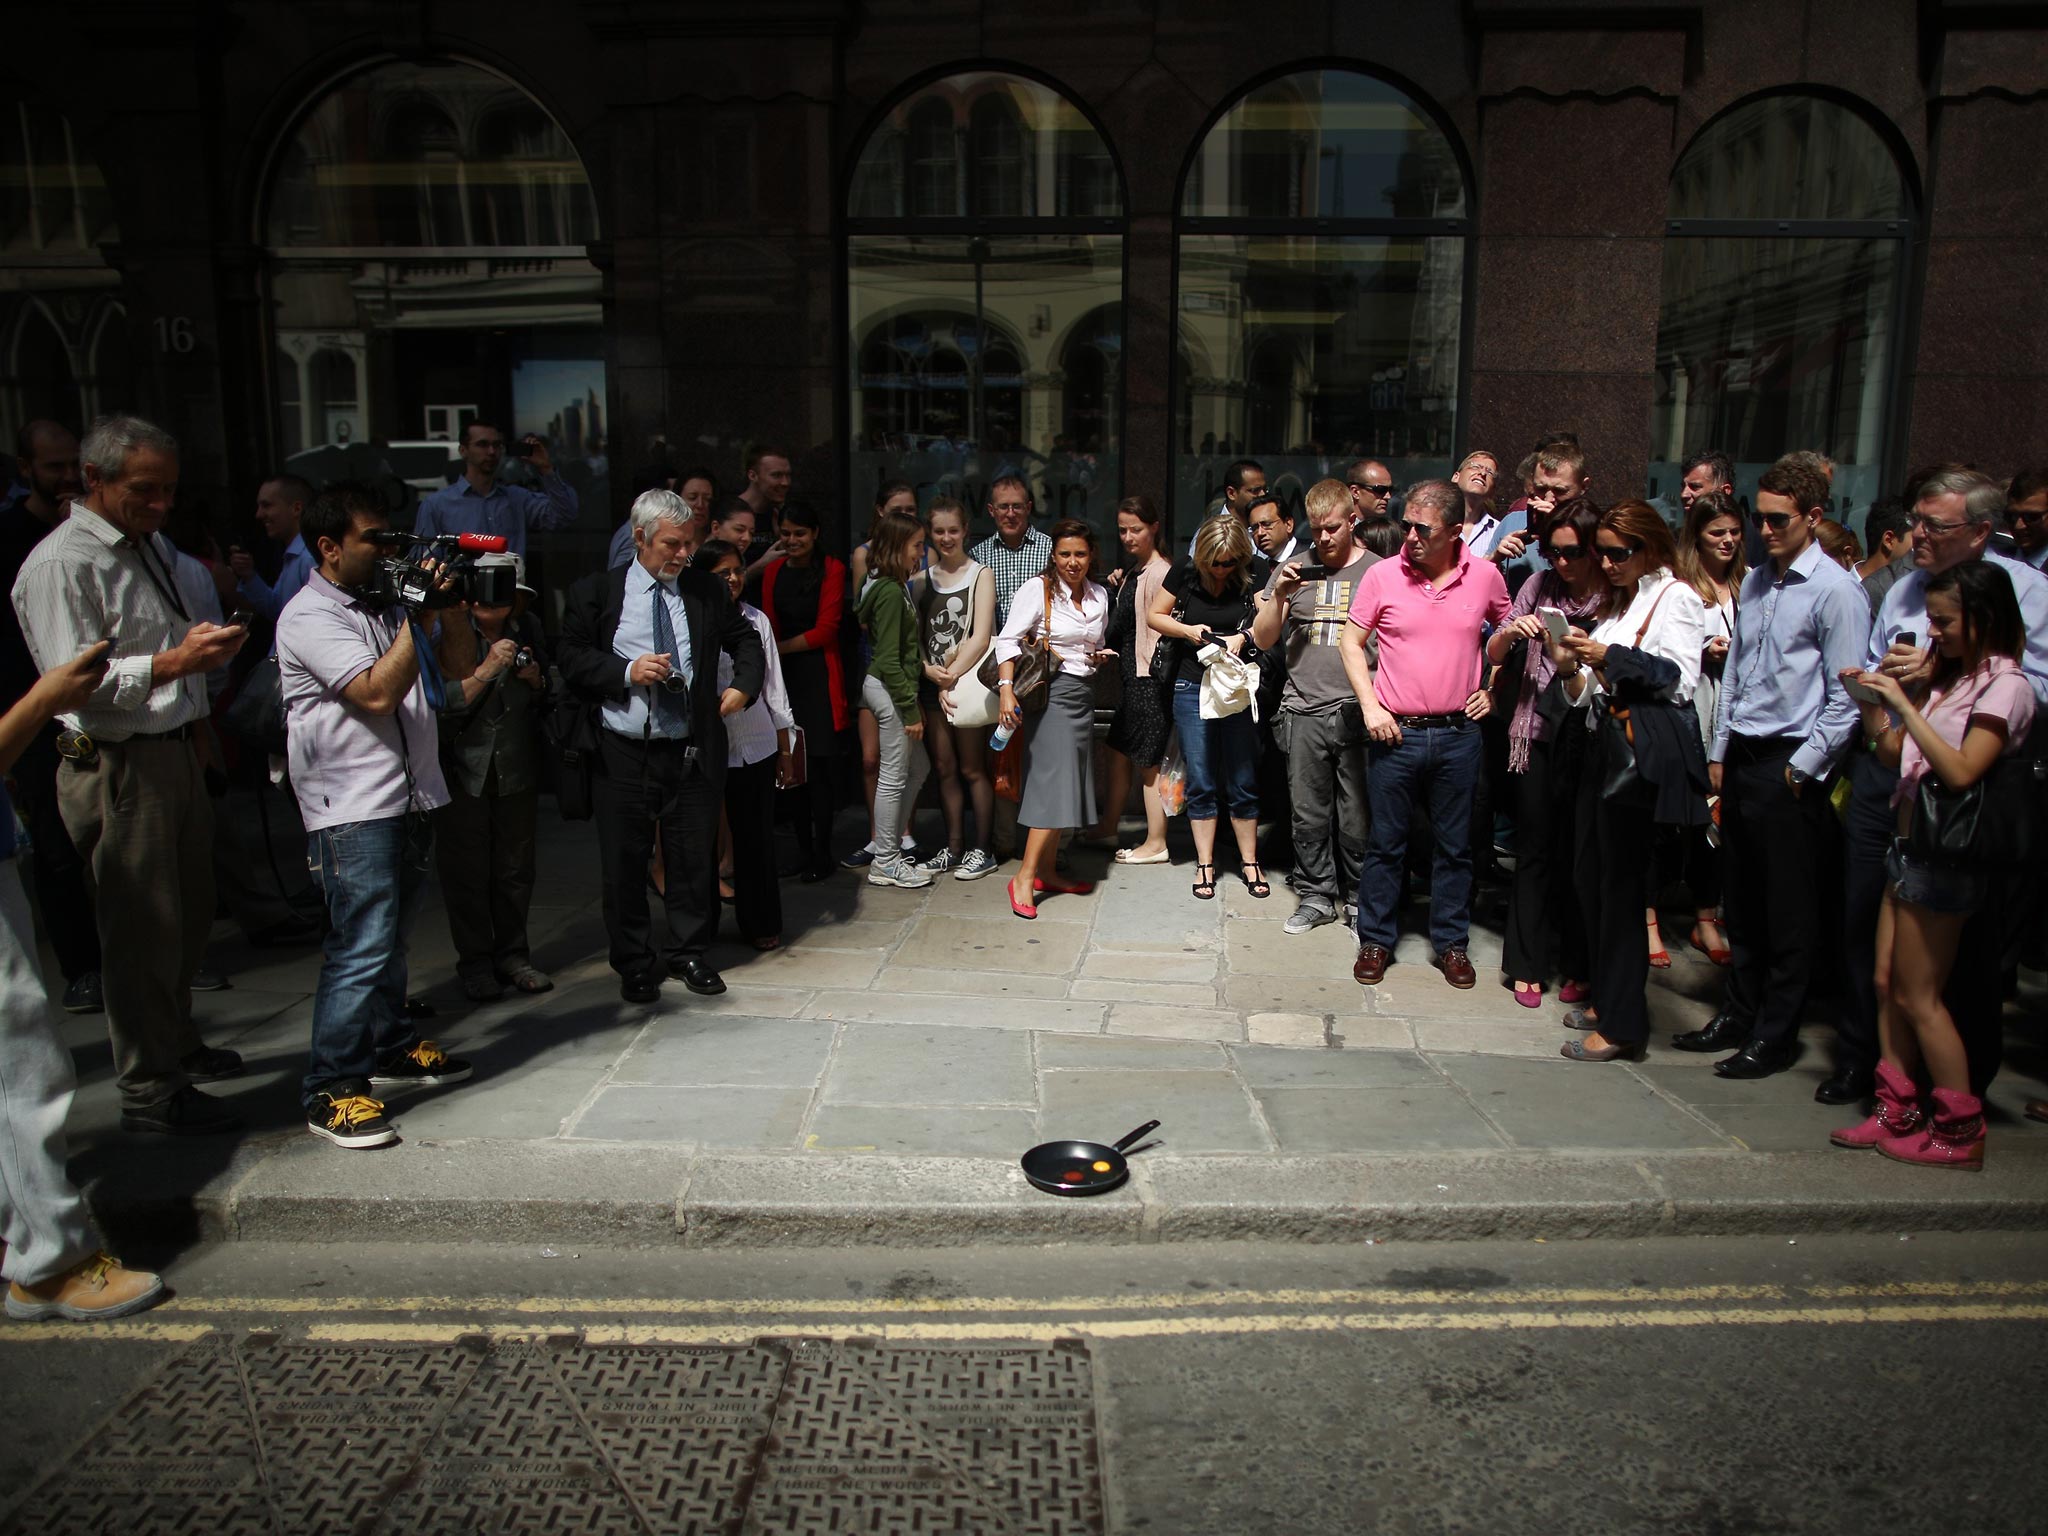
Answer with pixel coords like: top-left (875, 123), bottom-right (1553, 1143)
top-left (993, 520), bottom-right (1115, 919)
top-left (1670, 489), bottom-right (1745, 967)
top-left (1548, 501), bottom-right (1709, 1063)
top-left (699, 538), bottom-right (799, 950)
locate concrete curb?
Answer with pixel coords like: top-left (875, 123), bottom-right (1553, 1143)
top-left (81, 1139), bottom-right (2048, 1249)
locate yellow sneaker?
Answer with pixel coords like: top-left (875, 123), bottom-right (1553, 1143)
top-left (6, 1251), bottom-right (165, 1322)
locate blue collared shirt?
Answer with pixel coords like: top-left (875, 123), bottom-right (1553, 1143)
top-left (601, 561), bottom-right (695, 741)
top-left (1869, 549), bottom-right (2048, 707)
top-left (415, 473), bottom-right (579, 560)
top-left (1712, 539), bottom-right (1872, 776)
top-left (238, 533), bottom-right (313, 623)
top-left (606, 520), bottom-right (636, 571)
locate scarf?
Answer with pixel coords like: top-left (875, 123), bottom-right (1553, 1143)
top-left (1507, 573), bottom-right (1606, 772)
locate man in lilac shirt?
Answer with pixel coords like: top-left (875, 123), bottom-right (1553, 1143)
top-left (414, 421), bottom-right (579, 561)
top-left (278, 482), bottom-right (474, 1151)
top-left (1338, 480), bottom-right (1510, 991)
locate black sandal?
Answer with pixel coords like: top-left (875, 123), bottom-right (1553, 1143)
top-left (1241, 862), bottom-right (1270, 898)
top-left (1192, 863), bottom-right (1217, 900)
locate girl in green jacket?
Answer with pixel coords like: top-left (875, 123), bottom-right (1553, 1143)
top-left (855, 509), bottom-right (930, 887)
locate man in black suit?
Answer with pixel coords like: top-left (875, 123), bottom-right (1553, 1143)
top-left (557, 489), bottom-right (765, 1002)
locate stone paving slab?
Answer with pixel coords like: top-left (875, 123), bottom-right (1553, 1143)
top-left (43, 806), bottom-right (2048, 1251)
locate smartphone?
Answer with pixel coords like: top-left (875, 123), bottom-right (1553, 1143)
top-left (1538, 606), bottom-right (1568, 644)
top-left (1842, 675), bottom-right (1888, 707)
top-left (1292, 562), bottom-right (1327, 583)
top-left (1895, 630), bottom-right (1916, 648)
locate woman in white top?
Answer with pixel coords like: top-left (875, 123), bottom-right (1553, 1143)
top-left (1669, 489), bottom-right (1745, 967)
top-left (698, 538), bottom-right (798, 950)
top-left (914, 497), bottom-right (997, 880)
top-left (993, 519), bottom-right (1115, 919)
top-left (1549, 501), bottom-right (1708, 1063)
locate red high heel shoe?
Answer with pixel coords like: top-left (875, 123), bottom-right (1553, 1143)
top-left (1689, 920), bottom-right (1732, 967)
top-left (1033, 876), bottom-right (1096, 897)
top-left (1008, 879), bottom-right (1039, 920)
top-left (1647, 917), bottom-right (1670, 969)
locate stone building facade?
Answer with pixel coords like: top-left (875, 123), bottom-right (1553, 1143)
top-left (2, 0), bottom-right (2043, 588)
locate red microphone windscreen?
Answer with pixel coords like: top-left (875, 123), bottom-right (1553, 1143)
top-left (455, 533), bottom-right (509, 552)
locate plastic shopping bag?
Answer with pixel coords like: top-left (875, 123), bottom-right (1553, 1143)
top-left (1157, 729), bottom-right (1188, 817)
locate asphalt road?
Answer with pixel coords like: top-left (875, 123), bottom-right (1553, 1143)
top-left (3, 1233), bottom-right (2042, 1535)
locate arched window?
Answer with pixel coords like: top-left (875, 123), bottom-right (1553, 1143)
top-left (0, 93), bottom-right (124, 449)
top-left (262, 59), bottom-right (605, 556)
top-left (1175, 68), bottom-right (1470, 536)
top-left (1651, 93), bottom-right (1912, 519)
top-left (848, 70), bottom-right (1125, 530)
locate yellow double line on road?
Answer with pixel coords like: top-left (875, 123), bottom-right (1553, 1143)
top-left (6, 1279), bottom-right (2045, 1345)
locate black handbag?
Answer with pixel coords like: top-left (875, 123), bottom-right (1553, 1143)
top-left (542, 690), bottom-right (600, 821)
top-left (1906, 753), bottom-right (2040, 868)
top-left (1592, 584), bottom-right (1675, 805)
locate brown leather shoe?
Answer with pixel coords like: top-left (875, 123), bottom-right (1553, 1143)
top-left (1352, 942), bottom-right (1390, 985)
top-left (5, 1251), bottom-right (164, 1322)
top-left (1432, 946), bottom-right (1477, 989)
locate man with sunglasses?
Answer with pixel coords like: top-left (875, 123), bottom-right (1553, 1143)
top-left (1338, 480), bottom-right (1509, 990)
top-left (1342, 459), bottom-right (1396, 531)
top-left (2007, 468), bottom-right (2048, 572)
top-left (1828, 467), bottom-right (2048, 1104)
top-left (1680, 460), bottom-right (1870, 1079)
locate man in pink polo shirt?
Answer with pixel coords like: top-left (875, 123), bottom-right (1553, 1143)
top-left (1338, 479), bottom-right (1510, 988)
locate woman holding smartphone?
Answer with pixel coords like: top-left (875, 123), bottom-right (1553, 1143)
top-left (1670, 490), bottom-right (1745, 967)
top-left (1834, 562), bottom-right (2031, 1169)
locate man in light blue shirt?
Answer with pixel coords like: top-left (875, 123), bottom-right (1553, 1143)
top-left (414, 421), bottom-right (578, 561)
top-left (1678, 458), bottom-right (1871, 1080)
top-left (229, 473), bottom-right (315, 623)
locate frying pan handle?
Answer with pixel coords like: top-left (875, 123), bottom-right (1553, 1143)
top-left (1112, 1120), bottom-right (1161, 1152)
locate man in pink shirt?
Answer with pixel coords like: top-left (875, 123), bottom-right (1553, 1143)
top-left (1338, 480), bottom-right (1510, 988)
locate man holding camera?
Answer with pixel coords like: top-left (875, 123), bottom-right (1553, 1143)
top-left (1252, 478), bottom-right (1379, 935)
top-left (416, 420), bottom-right (579, 562)
top-left (558, 489), bottom-right (764, 1004)
top-left (11, 414), bottom-right (250, 1135)
top-left (278, 482), bottom-right (472, 1150)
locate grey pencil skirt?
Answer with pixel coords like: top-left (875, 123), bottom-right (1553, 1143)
top-left (1018, 672), bottom-right (1099, 832)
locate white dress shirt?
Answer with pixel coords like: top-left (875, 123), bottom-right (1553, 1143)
top-left (992, 575), bottom-right (1110, 677)
top-left (720, 603), bottom-right (796, 766)
top-left (10, 501), bottom-right (210, 740)
top-left (1568, 565), bottom-right (1707, 714)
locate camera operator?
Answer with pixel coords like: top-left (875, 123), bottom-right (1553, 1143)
top-left (278, 482), bottom-right (472, 1150)
top-left (433, 553), bottom-right (551, 1002)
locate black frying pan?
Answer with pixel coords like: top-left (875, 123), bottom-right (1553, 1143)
top-left (1021, 1120), bottom-right (1161, 1196)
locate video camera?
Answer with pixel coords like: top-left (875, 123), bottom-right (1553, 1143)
top-left (360, 530), bottom-right (516, 611)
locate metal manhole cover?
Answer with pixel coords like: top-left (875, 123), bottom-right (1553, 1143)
top-left (0, 1336), bottom-right (1103, 1536)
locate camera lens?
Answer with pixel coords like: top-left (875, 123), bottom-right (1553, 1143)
top-left (659, 673), bottom-right (687, 693)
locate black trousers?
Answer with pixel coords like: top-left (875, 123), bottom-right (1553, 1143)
top-left (595, 733), bottom-right (719, 979)
top-left (1502, 730), bottom-right (1588, 985)
top-left (724, 755), bottom-right (783, 942)
top-left (1572, 751), bottom-right (1656, 1046)
top-left (434, 779), bottom-right (538, 984)
top-left (1721, 736), bottom-right (1839, 1047)
top-left (12, 726), bottom-right (100, 980)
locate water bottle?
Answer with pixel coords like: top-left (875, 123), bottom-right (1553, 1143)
top-left (989, 718), bottom-right (1016, 752)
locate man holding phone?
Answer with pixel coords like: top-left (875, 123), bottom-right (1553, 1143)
top-left (1253, 479), bottom-right (1379, 934)
top-left (11, 415), bottom-right (251, 1135)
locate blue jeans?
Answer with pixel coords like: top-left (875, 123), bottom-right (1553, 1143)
top-left (303, 814), bottom-right (432, 1107)
top-left (1171, 679), bottom-right (1260, 821)
top-left (1356, 720), bottom-right (1482, 953)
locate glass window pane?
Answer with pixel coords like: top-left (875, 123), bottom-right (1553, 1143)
top-left (265, 61), bottom-right (598, 248)
top-left (1181, 70), bottom-right (1465, 221)
top-left (1173, 234), bottom-right (1463, 536)
top-left (1649, 235), bottom-right (1902, 518)
top-left (850, 234), bottom-right (1123, 532)
top-left (1669, 96), bottom-right (1905, 223)
top-left (848, 73), bottom-right (1123, 220)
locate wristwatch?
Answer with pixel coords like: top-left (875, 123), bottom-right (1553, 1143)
top-left (1787, 766), bottom-right (1812, 789)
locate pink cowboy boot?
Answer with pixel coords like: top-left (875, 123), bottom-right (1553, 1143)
top-left (1875, 1086), bottom-right (1986, 1171)
top-left (1829, 1060), bottom-right (1924, 1150)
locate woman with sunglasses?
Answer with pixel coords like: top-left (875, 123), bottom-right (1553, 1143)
top-left (1148, 516), bottom-right (1266, 899)
top-left (1670, 490), bottom-right (1746, 967)
top-left (1550, 501), bottom-right (1710, 1062)
top-left (1485, 502), bottom-right (1604, 1008)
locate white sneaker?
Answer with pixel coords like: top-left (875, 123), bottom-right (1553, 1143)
top-left (867, 856), bottom-right (933, 889)
top-left (953, 848), bottom-right (999, 881)
top-left (918, 848), bottom-right (961, 875)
